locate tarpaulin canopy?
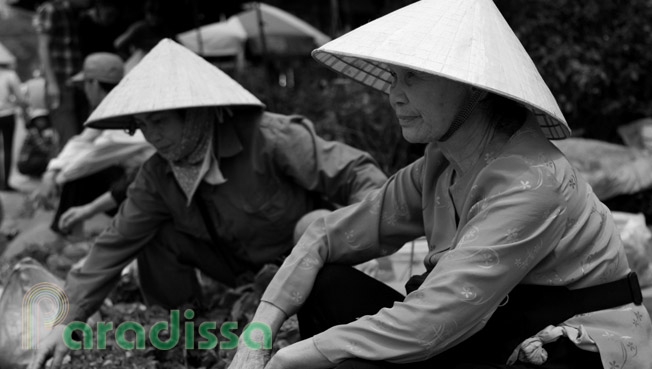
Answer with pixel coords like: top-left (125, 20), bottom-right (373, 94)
top-left (178, 17), bottom-right (247, 57)
top-left (0, 41), bottom-right (16, 65)
top-left (178, 2), bottom-right (330, 57)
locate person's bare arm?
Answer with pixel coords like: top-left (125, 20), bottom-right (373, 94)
top-left (30, 168), bottom-right (60, 209)
top-left (36, 33), bottom-right (60, 110)
top-left (59, 192), bottom-right (118, 233)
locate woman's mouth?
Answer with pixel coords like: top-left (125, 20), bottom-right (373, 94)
top-left (154, 142), bottom-right (172, 152)
top-left (397, 115), bottom-right (420, 125)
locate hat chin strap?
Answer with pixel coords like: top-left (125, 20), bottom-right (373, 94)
top-left (438, 88), bottom-right (488, 142)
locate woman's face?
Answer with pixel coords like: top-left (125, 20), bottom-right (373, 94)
top-left (134, 110), bottom-right (184, 155)
top-left (388, 65), bottom-right (469, 143)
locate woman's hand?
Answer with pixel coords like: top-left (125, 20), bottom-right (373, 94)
top-left (28, 325), bottom-right (70, 369)
top-left (59, 205), bottom-right (92, 233)
top-left (30, 171), bottom-right (59, 210)
top-left (265, 339), bottom-right (333, 369)
top-left (228, 336), bottom-right (272, 369)
top-left (227, 302), bottom-right (287, 369)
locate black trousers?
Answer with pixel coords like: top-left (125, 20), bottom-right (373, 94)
top-left (0, 114), bottom-right (16, 188)
top-left (297, 265), bottom-right (604, 369)
top-left (136, 223), bottom-right (255, 308)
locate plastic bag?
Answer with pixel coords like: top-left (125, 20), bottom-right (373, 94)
top-left (553, 138), bottom-right (652, 200)
top-left (611, 212), bottom-right (652, 289)
top-left (0, 257), bottom-right (64, 369)
top-left (617, 117), bottom-right (652, 152)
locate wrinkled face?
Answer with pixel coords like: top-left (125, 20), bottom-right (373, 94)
top-left (388, 65), bottom-right (469, 143)
top-left (134, 110), bottom-right (184, 155)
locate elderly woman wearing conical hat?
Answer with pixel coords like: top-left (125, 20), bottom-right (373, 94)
top-left (230, 1), bottom-right (652, 369)
top-left (29, 40), bottom-right (388, 368)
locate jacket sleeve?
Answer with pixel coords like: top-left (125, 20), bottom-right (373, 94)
top-left (270, 115), bottom-right (387, 205)
top-left (62, 162), bottom-right (170, 324)
top-left (260, 157), bottom-right (425, 315)
top-left (309, 158), bottom-right (569, 364)
top-left (47, 129), bottom-right (103, 173)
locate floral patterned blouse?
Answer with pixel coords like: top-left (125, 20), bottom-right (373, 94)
top-left (262, 119), bottom-right (652, 368)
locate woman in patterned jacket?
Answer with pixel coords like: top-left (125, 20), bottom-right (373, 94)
top-left (230, 1), bottom-right (652, 368)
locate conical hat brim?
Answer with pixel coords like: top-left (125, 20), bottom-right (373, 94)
top-left (85, 39), bottom-right (264, 129)
top-left (312, 0), bottom-right (570, 139)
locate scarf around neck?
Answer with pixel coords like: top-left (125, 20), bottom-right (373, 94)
top-left (160, 108), bottom-right (227, 204)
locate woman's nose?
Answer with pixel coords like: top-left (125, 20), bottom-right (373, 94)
top-left (389, 83), bottom-right (407, 107)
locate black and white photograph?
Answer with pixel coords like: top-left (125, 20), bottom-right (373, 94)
top-left (0, 0), bottom-right (650, 368)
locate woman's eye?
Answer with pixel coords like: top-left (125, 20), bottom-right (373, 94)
top-left (389, 71), bottom-right (397, 86)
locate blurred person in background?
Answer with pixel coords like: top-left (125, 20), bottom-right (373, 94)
top-left (16, 109), bottom-right (59, 180)
top-left (33, 0), bottom-right (90, 145)
top-left (114, 0), bottom-right (176, 71)
top-left (0, 53), bottom-right (26, 191)
top-left (31, 52), bottom-right (153, 237)
top-left (78, 0), bottom-right (128, 58)
top-left (17, 70), bottom-right (59, 179)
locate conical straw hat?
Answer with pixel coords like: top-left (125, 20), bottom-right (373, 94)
top-left (85, 39), bottom-right (264, 129)
top-left (312, 0), bottom-right (570, 139)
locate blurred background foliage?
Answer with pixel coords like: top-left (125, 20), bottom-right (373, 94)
top-left (496, 0), bottom-right (652, 142)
